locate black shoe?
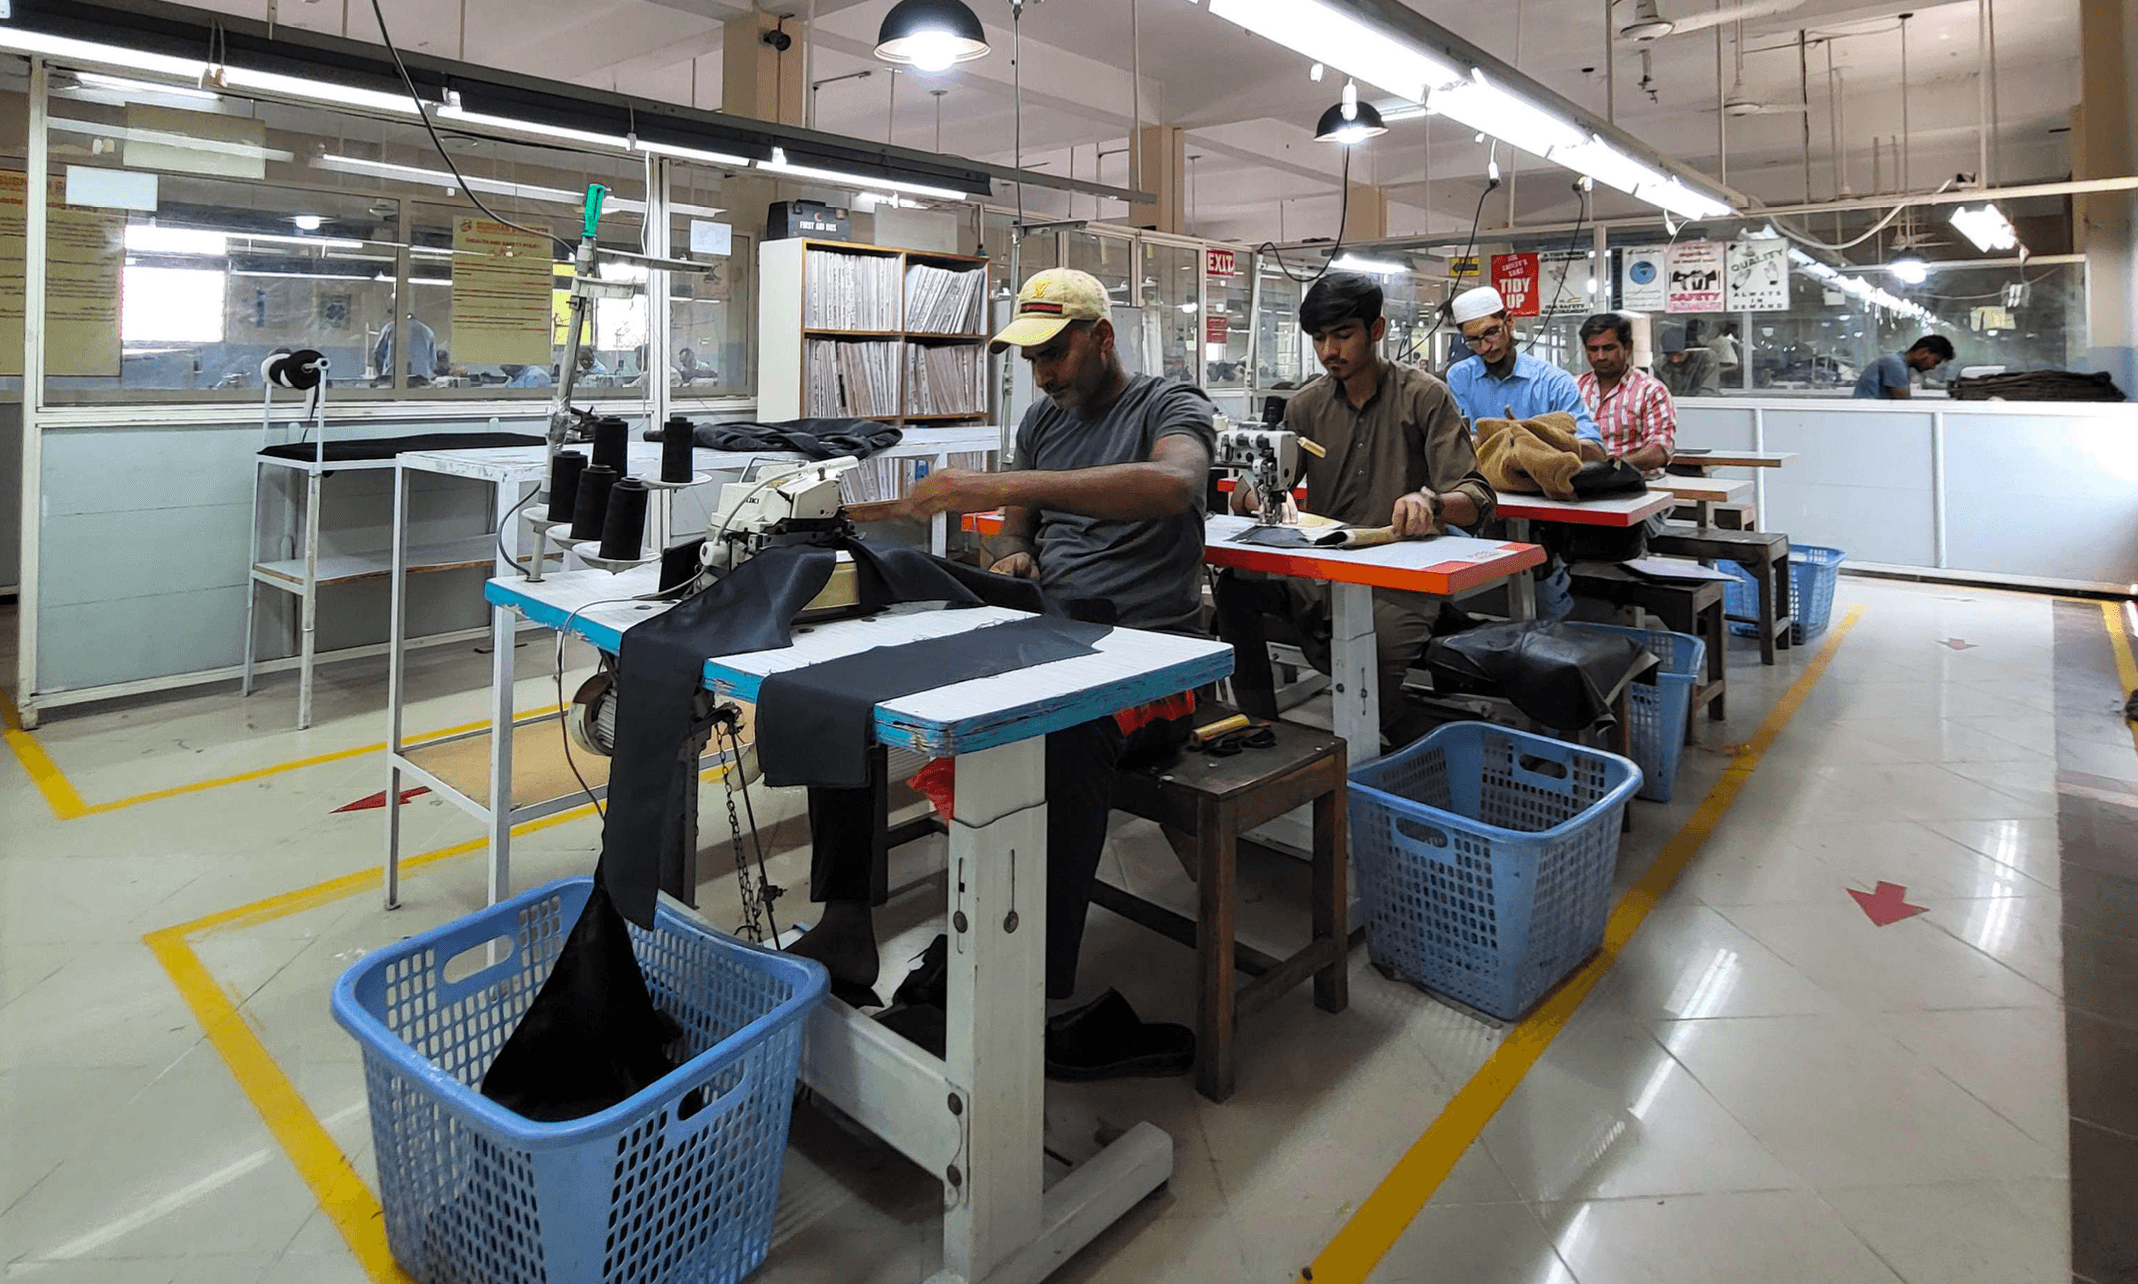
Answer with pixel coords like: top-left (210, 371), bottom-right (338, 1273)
top-left (891, 934), bottom-right (949, 1010)
top-left (1044, 990), bottom-right (1195, 1082)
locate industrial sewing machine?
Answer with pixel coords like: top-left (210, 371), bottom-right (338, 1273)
top-left (1212, 425), bottom-right (1407, 549)
top-left (1213, 426), bottom-right (1307, 526)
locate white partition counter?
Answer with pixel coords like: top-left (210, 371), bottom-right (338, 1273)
top-left (1673, 397), bottom-right (2138, 593)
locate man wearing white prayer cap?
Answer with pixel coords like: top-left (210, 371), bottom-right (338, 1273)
top-left (1442, 284), bottom-right (1604, 620)
top-left (1443, 286), bottom-right (1604, 456)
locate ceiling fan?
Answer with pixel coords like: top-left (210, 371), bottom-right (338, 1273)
top-left (1619, 0), bottom-right (1805, 42)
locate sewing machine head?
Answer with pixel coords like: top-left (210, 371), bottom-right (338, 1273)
top-left (700, 455), bottom-right (861, 574)
top-left (1213, 427), bottom-right (1303, 525)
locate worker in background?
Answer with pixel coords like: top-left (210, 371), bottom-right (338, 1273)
top-left (1707, 320), bottom-right (1742, 385)
top-left (1444, 286), bottom-right (1606, 456)
top-left (1656, 324), bottom-right (1721, 398)
top-left (1214, 271), bottom-right (1495, 748)
top-left (500, 362), bottom-right (551, 387)
top-left (1854, 334), bottom-right (1956, 399)
top-left (372, 314), bottom-right (437, 387)
top-left (1579, 311), bottom-right (1677, 537)
top-left (796, 268), bottom-right (1215, 1081)
top-left (1445, 284), bottom-right (1601, 620)
top-left (1577, 312), bottom-right (1676, 476)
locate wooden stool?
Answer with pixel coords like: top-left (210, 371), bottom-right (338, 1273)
top-left (1649, 524), bottom-right (1794, 666)
top-left (1568, 563), bottom-right (1727, 725)
top-left (1090, 713), bottom-right (1349, 1102)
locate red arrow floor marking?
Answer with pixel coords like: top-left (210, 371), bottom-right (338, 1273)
top-left (1848, 881), bottom-right (1928, 926)
top-left (1940, 638), bottom-right (1977, 650)
top-left (333, 786), bottom-right (430, 813)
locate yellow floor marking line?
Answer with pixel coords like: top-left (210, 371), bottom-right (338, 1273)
top-left (2102, 600), bottom-right (2138, 760)
top-left (1298, 604), bottom-right (1867, 1284)
top-left (142, 800), bottom-right (605, 1284)
top-left (0, 694), bottom-right (559, 821)
top-left (0, 684), bottom-right (91, 820)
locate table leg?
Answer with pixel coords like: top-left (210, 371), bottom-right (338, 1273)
top-left (486, 603), bottom-right (516, 906)
top-left (298, 468), bottom-right (321, 730)
top-left (943, 737), bottom-right (1049, 1282)
top-left (1507, 518), bottom-right (1537, 621)
top-left (385, 464), bottom-right (412, 910)
top-left (1328, 581), bottom-right (1380, 761)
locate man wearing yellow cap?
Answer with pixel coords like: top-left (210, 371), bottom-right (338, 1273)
top-left (795, 269), bottom-right (1216, 1078)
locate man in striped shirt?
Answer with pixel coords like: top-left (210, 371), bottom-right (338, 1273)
top-left (1577, 312), bottom-right (1676, 475)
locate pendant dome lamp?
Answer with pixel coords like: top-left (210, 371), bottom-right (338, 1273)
top-left (1315, 79), bottom-right (1387, 145)
top-left (873, 0), bottom-right (991, 72)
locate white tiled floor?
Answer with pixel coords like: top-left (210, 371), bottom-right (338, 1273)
top-left (0, 576), bottom-right (2098, 1283)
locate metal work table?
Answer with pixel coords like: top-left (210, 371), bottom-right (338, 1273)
top-left (381, 428), bottom-right (1002, 907)
top-left (485, 563), bottom-right (1233, 1284)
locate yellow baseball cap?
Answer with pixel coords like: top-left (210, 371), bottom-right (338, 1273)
top-left (990, 268), bottom-right (1113, 353)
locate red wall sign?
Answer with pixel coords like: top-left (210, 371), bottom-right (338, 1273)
top-left (1206, 247), bottom-right (1238, 278)
top-left (1491, 252), bottom-right (1541, 317)
top-left (1206, 315), bottom-right (1229, 345)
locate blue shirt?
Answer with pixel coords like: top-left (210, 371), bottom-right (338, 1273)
top-left (1853, 352), bottom-right (1910, 398)
top-left (504, 364), bottom-right (552, 387)
top-left (1445, 352), bottom-right (1602, 442)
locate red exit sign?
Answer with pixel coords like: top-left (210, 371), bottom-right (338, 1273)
top-left (1206, 247), bottom-right (1237, 278)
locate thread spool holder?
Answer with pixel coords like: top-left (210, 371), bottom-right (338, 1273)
top-left (523, 512), bottom-right (660, 575)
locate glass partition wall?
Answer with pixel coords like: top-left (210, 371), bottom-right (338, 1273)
top-left (1248, 193), bottom-right (2087, 398)
top-left (26, 65), bottom-right (763, 405)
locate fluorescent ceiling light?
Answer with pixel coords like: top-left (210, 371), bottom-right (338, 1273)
top-left (1949, 203), bottom-right (2018, 252)
top-left (856, 191), bottom-right (926, 210)
top-left (233, 231), bottom-right (369, 250)
top-left (635, 139), bottom-right (757, 168)
top-left (315, 155), bottom-right (590, 208)
top-left (1888, 256), bottom-right (1928, 284)
top-left (759, 149), bottom-right (969, 200)
top-left (1429, 72), bottom-right (1584, 159)
top-left (1650, 178), bottom-right (1731, 221)
top-left (46, 117), bottom-right (296, 163)
top-left (436, 104), bottom-right (629, 149)
top-left (216, 66), bottom-right (423, 116)
top-left (1330, 254), bottom-right (1407, 275)
top-left (71, 71), bottom-right (220, 102)
top-left (315, 155), bottom-right (719, 223)
top-left (1207, 0), bottom-right (1460, 101)
top-left (231, 268), bottom-right (379, 281)
top-left (0, 29), bottom-right (207, 79)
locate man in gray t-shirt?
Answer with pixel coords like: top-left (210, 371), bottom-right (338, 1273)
top-left (902, 268), bottom-right (1214, 631)
top-left (800, 268), bottom-right (1212, 1075)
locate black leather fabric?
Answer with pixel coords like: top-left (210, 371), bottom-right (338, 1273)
top-left (757, 617), bottom-right (1108, 790)
top-left (477, 879), bottom-right (684, 1121)
top-left (1569, 457), bottom-right (1649, 498)
top-left (681, 418), bottom-right (907, 458)
top-left (1425, 621), bottom-right (1656, 732)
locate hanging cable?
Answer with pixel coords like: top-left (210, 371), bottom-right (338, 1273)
top-left (367, 0), bottom-right (576, 258)
top-left (1523, 182), bottom-right (1591, 356)
top-left (1767, 177), bottom-right (1962, 252)
top-left (1397, 170), bottom-right (1498, 366)
top-left (1254, 147), bottom-right (1355, 285)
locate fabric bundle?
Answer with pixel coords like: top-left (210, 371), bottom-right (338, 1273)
top-left (1475, 411), bottom-right (1586, 501)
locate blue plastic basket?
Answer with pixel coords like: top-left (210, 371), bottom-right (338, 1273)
top-left (332, 877), bottom-right (828, 1284)
top-left (1561, 622), bottom-right (1705, 804)
top-left (1349, 723), bottom-right (1642, 1020)
top-left (1722, 544), bottom-right (1846, 644)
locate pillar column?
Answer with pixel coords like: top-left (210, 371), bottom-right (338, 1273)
top-left (1129, 124), bottom-right (1185, 232)
top-left (1340, 185), bottom-right (1388, 244)
top-left (722, 11), bottom-right (805, 126)
top-left (2075, 0), bottom-right (2137, 389)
